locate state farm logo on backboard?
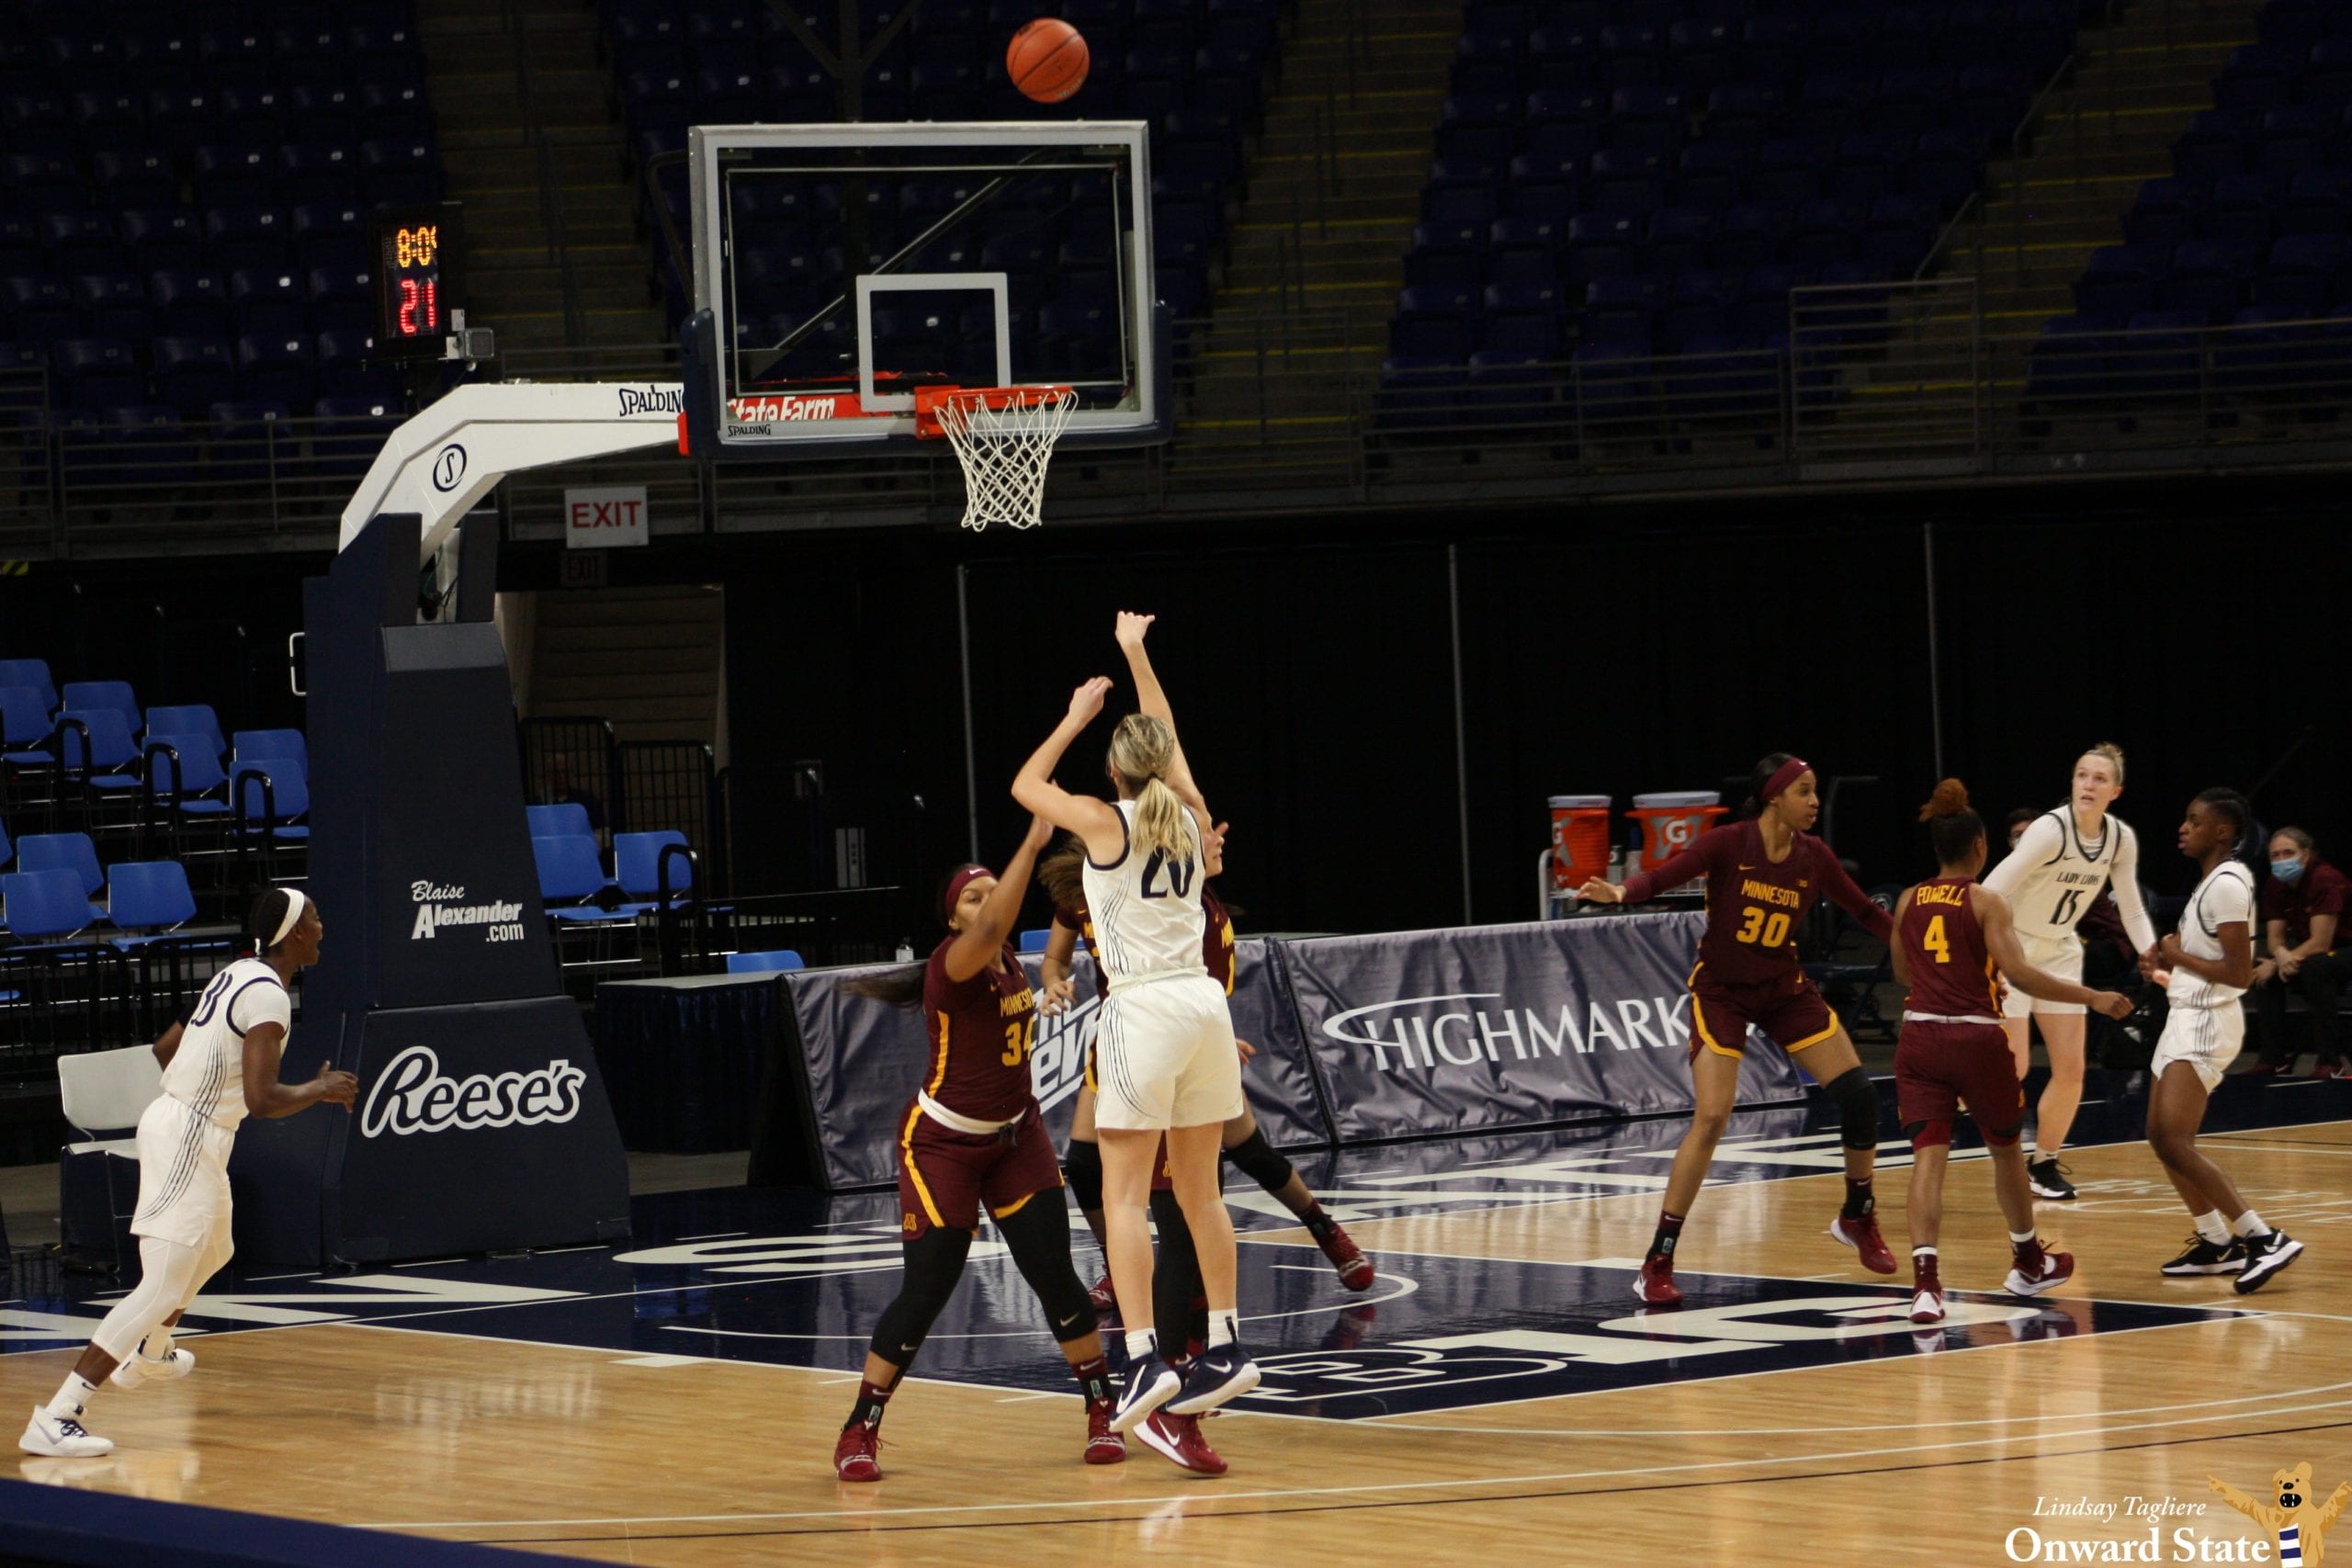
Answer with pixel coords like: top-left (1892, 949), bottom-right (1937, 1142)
top-left (725, 392), bottom-right (863, 426)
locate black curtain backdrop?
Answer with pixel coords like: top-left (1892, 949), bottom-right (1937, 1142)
top-left (4, 473), bottom-right (2335, 945)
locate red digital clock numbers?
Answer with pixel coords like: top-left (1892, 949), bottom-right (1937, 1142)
top-left (371, 206), bottom-right (462, 362)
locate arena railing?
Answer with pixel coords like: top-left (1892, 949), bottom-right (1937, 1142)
top-left (10, 292), bottom-right (2352, 556)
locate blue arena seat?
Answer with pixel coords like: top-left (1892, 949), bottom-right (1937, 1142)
top-left (727, 948), bottom-right (808, 973)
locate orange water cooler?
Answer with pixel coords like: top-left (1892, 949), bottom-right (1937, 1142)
top-left (1628, 791), bottom-right (1726, 869)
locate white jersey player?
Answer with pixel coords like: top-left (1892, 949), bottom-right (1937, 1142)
top-left (1981, 744), bottom-right (2159, 1200)
top-left (2142, 789), bottom-right (2301, 1293)
top-left (1014, 612), bottom-right (1259, 1450)
top-left (22, 889), bottom-right (356, 1459)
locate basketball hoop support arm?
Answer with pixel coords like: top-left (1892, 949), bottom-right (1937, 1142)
top-left (337, 381), bottom-right (688, 563)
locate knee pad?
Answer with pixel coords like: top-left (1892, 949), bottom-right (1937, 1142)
top-left (1824, 1066), bottom-right (1880, 1150)
top-left (1063, 1136), bottom-right (1103, 1211)
top-left (1223, 1127), bottom-right (1295, 1195)
top-left (1906, 1119), bottom-right (1953, 1151)
top-left (990, 1195), bottom-right (1094, 1341)
top-left (869, 1227), bottom-right (972, 1367)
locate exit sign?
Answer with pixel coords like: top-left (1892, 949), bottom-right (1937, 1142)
top-left (564, 485), bottom-right (649, 549)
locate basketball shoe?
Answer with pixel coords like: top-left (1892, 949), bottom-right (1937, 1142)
top-left (1165, 1346), bottom-right (1260, 1416)
top-left (1085, 1400), bottom-right (1126, 1465)
top-left (1136, 1411), bottom-right (1227, 1475)
top-left (1088, 1272), bottom-right (1116, 1314)
top-left (1316, 1224), bottom-right (1375, 1292)
top-left (1634, 1251), bottom-right (1681, 1306)
top-left (2004, 1247), bottom-right (2075, 1297)
top-left (109, 1347), bottom-right (195, 1390)
top-left (2159, 1235), bottom-right (2245, 1276)
top-left (2234, 1230), bottom-right (2305, 1295)
top-left (20, 1408), bottom-right (113, 1459)
top-left (1111, 1348), bottom-right (1182, 1435)
top-left (1829, 1212), bottom-right (1897, 1274)
top-left (2027, 1156), bottom-right (2077, 1201)
top-left (833, 1418), bottom-right (882, 1482)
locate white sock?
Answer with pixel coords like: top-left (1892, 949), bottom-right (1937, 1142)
top-left (44, 1373), bottom-right (96, 1419)
top-left (2231, 1210), bottom-right (2269, 1239)
top-left (2008, 1229), bottom-right (2036, 1247)
top-left (1912, 1246), bottom-right (1938, 1262)
top-left (2193, 1210), bottom-right (2232, 1246)
top-left (1123, 1328), bottom-right (1155, 1360)
top-left (1206, 1309), bottom-right (1238, 1349)
top-left (137, 1326), bottom-right (175, 1361)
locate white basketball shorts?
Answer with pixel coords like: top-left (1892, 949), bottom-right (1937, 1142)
top-left (2002, 928), bottom-right (2087, 1019)
top-left (1090, 974), bottom-right (1245, 1132)
top-left (130, 1094), bottom-right (236, 1249)
top-left (2151, 1002), bottom-right (2245, 1092)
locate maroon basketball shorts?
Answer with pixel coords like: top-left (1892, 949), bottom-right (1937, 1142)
top-left (1895, 1020), bottom-right (2026, 1146)
top-left (896, 1097), bottom-right (1064, 1238)
top-left (1688, 963), bottom-right (1838, 1060)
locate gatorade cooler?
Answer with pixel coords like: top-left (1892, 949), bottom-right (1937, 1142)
top-left (1630, 791), bottom-right (1726, 869)
top-left (1548, 795), bottom-right (1612, 892)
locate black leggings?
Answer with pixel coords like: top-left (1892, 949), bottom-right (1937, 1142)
top-left (1150, 1188), bottom-right (1206, 1357)
top-left (867, 1194), bottom-right (1096, 1372)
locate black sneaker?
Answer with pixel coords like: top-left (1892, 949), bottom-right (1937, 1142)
top-left (1109, 1350), bottom-right (1181, 1436)
top-left (2159, 1235), bottom-right (2245, 1277)
top-left (2234, 1230), bottom-right (2306, 1295)
top-left (2027, 1156), bottom-right (2077, 1201)
top-left (1163, 1345), bottom-right (1261, 1416)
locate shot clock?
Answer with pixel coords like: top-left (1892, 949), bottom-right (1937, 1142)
top-left (372, 205), bottom-right (465, 360)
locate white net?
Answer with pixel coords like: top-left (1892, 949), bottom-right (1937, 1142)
top-left (934, 387), bottom-right (1079, 531)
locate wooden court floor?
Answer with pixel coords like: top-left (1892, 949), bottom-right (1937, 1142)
top-left (7, 1116), bottom-right (2352, 1564)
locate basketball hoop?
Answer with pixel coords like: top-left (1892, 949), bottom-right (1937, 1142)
top-left (916, 385), bottom-right (1078, 531)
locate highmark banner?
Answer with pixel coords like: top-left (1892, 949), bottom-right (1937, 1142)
top-left (1273, 913), bottom-right (1804, 1143)
top-left (775, 914), bottom-right (1804, 1190)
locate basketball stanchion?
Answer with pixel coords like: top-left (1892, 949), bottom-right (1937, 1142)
top-left (915, 384), bottom-right (1078, 531)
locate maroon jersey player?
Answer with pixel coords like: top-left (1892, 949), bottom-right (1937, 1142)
top-left (1579, 752), bottom-right (1899, 1305)
top-left (1892, 780), bottom-right (2131, 1325)
top-left (831, 815), bottom-right (1125, 1483)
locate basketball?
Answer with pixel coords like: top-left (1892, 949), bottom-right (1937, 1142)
top-left (1008, 17), bottom-right (1089, 104)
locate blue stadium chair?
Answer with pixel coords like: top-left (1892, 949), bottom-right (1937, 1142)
top-left (205, 208), bottom-right (289, 275)
top-left (218, 85), bottom-right (291, 149)
top-left (0, 660), bottom-right (56, 714)
top-left (358, 83), bottom-right (435, 147)
top-left (42, 216), bottom-right (123, 278)
top-left (2256, 236), bottom-right (2352, 315)
top-left (615, 829), bottom-right (694, 904)
top-left (2124, 179), bottom-right (2200, 250)
top-left (92, 150), bottom-right (178, 210)
top-left (106, 861), bottom-right (198, 942)
top-left (1480, 282), bottom-right (1564, 356)
top-left (236, 335), bottom-right (314, 409)
top-left (122, 210), bottom-right (205, 274)
top-left (1, 868), bottom-right (96, 942)
top-left (2162, 240), bottom-right (2254, 321)
top-left (231, 728), bottom-right (307, 774)
top-left (18, 832), bottom-right (107, 920)
top-left (308, 272), bottom-right (374, 336)
top-left (2280, 171), bottom-right (2351, 239)
top-left (1713, 204), bottom-right (1789, 271)
top-left (1016, 928), bottom-right (1052, 954)
top-left (527, 803), bottom-right (593, 840)
top-left (1582, 276), bottom-right (1658, 348)
top-left (7, 152), bottom-right (85, 214)
top-left (203, 400), bottom-right (291, 483)
top-left (2209, 174), bottom-right (2280, 245)
top-left (75, 270), bottom-right (153, 342)
top-left (1589, 149), bottom-right (1667, 216)
top-left (4, 278), bottom-right (80, 347)
top-left (279, 143), bottom-right (358, 209)
top-left (1908, 127), bottom-right (1988, 210)
top-left (231, 758), bottom-right (311, 843)
top-left (143, 705), bottom-right (226, 758)
top-left (61, 681), bottom-right (141, 735)
top-left (2173, 110), bottom-right (2253, 185)
top-left (1645, 208), bottom-right (1719, 276)
top-left (51, 341), bottom-right (142, 413)
top-left (231, 269), bottom-right (306, 341)
top-left (1565, 211), bottom-right (1640, 283)
top-left (1674, 140), bottom-right (1751, 209)
top-left (145, 87), bottom-right (216, 141)
top-left (728, 948), bottom-right (808, 974)
top-left (2310, 39), bottom-right (2352, 107)
top-left (107, 407), bottom-right (198, 489)
top-left (193, 146), bottom-right (276, 209)
top-left (153, 338), bottom-right (237, 416)
top-left (144, 731), bottom-right (232, 820)
top-left (2074, 245), bottom-right (2165, 326)
top-left (1, 688), bottom-right (52, 767)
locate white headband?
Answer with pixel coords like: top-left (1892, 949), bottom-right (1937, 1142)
top-left (268, 887), bottom-right (307, 951)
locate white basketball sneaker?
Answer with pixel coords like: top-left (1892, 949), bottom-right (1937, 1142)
top-left (110, 1347), bottom-right (196, 1390)
top-left (20, 1406), bottom-right (115, 1458)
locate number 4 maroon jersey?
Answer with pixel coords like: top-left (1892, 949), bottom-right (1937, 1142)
top-left (1900, 875), bottom-right (2002, 1017)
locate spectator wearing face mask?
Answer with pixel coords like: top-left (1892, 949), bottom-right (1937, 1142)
top-left (2245, 827), bottom-right (2351, 1077)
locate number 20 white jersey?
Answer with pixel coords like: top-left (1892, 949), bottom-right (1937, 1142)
top-left (1080, 799), bottom-right (1210, 986)
top-left (1983, 807), bottom-right (2159, 953)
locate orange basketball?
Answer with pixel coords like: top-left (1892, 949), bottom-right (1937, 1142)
top-left (1008, 17), bottom-right (1090, 104)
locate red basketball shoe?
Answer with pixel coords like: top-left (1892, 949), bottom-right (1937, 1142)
top-left (1316, 1224), bottom-right (1376, 1292)
top-left (1829, 1212), bottom-right (1898, 1274)
top-left (1909, 1283), bottom-right (1945, 1324)
top-left (1085, 1400), bottom-right (1126, 1465)
top-left (1136, 1410), bottom-right (1227, 1475)
top-left (2005, 1247), bottom-right (2075, 1298)
top-left (1634, 1250), bottom-right (1682, 1306)
top-left (833, 1420), bottom-right (881, 1483)
top-left (1088, 1272), bottom-right (1117, 1314)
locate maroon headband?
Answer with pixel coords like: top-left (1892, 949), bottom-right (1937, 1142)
top-left (943, 864), bottom-right (995, 921)
top-left (1763, 757), bottom-right (1812, 804)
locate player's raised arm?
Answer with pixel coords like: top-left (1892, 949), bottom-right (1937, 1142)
top-left (1816, 847), bottom-right (1895, 943)
top-left (1582, 830), bottom-right (1719, 905)
top-left (1888, 887), bottom-right (1917, 988)
top-left (1114, 611), bottom-right (1210, 825)
top-left (1012, 677), bottom-right (1126, 865)
top-left (1976, 886), bottom-right (2132, 1017)
top-left (944, 814), bottom-right (1054, 982)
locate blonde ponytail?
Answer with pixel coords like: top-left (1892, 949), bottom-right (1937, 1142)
top-left (1106, 714), bottom-right (1193, 868)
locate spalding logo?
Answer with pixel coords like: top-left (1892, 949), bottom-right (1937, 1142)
top-left (360, 1044), bottom-right (587, 1137)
